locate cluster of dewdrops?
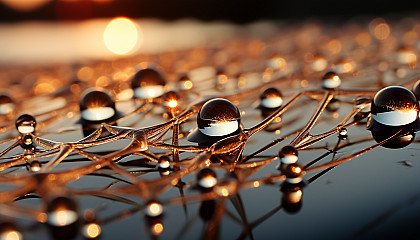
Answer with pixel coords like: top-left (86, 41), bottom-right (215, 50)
top-left (0, 17), bottom-right (420, 239)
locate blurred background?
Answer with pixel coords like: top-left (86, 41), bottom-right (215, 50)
top-left (1, 0), bottom-right (420, 23)
top-left (1, 0), bottom-right (420, 65)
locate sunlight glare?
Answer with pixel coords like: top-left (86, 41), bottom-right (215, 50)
top-left (104, 17), bottom-right (140, 55)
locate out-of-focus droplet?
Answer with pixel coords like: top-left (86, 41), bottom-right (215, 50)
top-left (158, 156), bottom-right (170, 169)
top-left (28, 160), bottom-right (42, 172)
top-left (197, 168), bottom-right (217, 189)
top-left (397, 47), bottom-right (417, 68)
top-left (131, 68), bottom-right (166, 99)
top-left (333, 59), bottom-right (355, 74)
top-left (47, 196), bottom-right (79, 227)
top-left (178, 75), bottom-right (193, 90)
top-left (0, 94), bottom-right (15, 117)
top-left (266, 54), bottom-right (287, 72)
top-left (260, 87), bottom-right (283, 109)
top-left (215, 71), bottom-right (229, 91)
top-left (322, 71), bottom-right (341, 90)
top-left (310, 54), bottom-right (328, 72)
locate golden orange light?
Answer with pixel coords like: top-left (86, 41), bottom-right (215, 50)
top-left (221, 188), bottom-right (229, 197)
top-left (183, 80), bottom-right (193, 90)
top-left (152, 223), bottom-right (164, 235)
top-left (2, 231), bottom-right (22, 240)
top-left (167, 100), bottom-right (178, 108)
top-left (86, 223), bottom-right (101, 239)
top-left (292, 166), bottom-right (302, 174)
top-left (148, 203), bottom-right (163, 216)
top-left (374, 23), bottom-right (391, 40)
top-left (0, 0), bottom-right (51, 12)
top-left (103, 17), bottom-right (140, 55)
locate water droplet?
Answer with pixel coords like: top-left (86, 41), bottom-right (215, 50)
top-left (79, 88), bottom-right (117, 123)
top-left (131, 68), bottom-right (166, 99)
top-left (27, 160), bottom-right (42, 172)
top-left (282, 163), bottom-right (304, 184)
top-left (188, 98), bottom-right (241, 145)
top-left (178, 75), bottom-right (193, 90)
top-left (158, 156), bottom-right (170, 169)
top-left (369, 119), bottom-right (417, 149)
top-left (339, 128), bottom-right (348, 140)
top-left (21, 135), bottom-right (36, 152)
top-left (15, 114), bottom-right (36, 134)
top-left (278, 145), bottom-right (298, 165)
top-left (322, 71), bottom-right (341, 90)
top-left (47, 196), bottom-right (79, 227)
top-left (371, 86), bottom-right (419, 126)
top-left (0, 94), bottom-right (15, 116)
top-left (260, 87), bottom-right (283, 109)
top-left (281, 185), bottom-right (303, 214)
top-left (196, 168), bottom-right (217, 189)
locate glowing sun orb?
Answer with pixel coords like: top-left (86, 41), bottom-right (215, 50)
top-left (0, 0), bottom-right (51, 11)
top-left (103, 17), bottom-right (140, 55)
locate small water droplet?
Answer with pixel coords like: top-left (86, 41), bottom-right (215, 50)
top-left (15, 114), bottom-right (36, 134)
top-left (196, 168), bottom-right (217, 189)
top-left (322, 71), bottom-right (341, 90)
top-left (188, 98), bottom-right (241, 145)
top-left (79, 88), bottom-right (117, 123)
top-left (131, 68), bottom-right (166, 99)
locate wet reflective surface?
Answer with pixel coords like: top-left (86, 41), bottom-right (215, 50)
top-left (1, 17), bottom-right (420, 240)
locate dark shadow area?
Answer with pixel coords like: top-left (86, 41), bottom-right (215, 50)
top-left (1, 0), bottom-right (420, 23)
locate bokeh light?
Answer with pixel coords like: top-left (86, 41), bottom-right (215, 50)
top-left (0, 0), bottom-right (51, 12)
top-left (103, 17), bottom-right (141, 55)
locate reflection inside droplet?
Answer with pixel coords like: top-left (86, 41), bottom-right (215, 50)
top-left (371, 86), bottom-right (419, 126)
